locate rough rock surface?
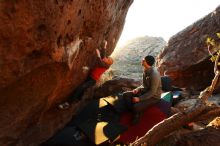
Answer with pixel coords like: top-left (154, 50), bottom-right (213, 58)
top-left (94, 77), bottom-right (140, 98)
top-left (0, 0), bottom-right (133, 145)
top-left (157, 6), bottom-right (220, 90)
top-left (111, 36), bottom-right (166, 80)
top-left (174, 127), bottom-right (220, 146)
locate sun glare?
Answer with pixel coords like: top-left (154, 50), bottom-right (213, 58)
top-left (117, 0), bottom-right (220, 47)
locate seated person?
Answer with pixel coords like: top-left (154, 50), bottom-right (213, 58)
top-left (122, 55), bottom-right (162, 124)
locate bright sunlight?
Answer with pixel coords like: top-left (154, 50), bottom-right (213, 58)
top-left (117, 0), bottom-right (220, 47)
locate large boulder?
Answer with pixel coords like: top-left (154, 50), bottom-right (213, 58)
top-left (94, 77), bottom-right (140, 98)
top-left (174, 127), bottom-right (220, 146)
top-left (0, 0), bottom-right (133, 145)
top-left (157, 6), bottom-right (220, 91)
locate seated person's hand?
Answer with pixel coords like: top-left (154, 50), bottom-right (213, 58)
top-left (132, 89), bottom-right (139, 94)
top-left (132, 97), bottom-right (140, 103)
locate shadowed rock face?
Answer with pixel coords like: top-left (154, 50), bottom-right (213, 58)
top-left (175, 128), bottom-right (220, 146)
top-left (94, 77), bottom-right (140, 98)
top-left (0, 0), bottom-right (133, 145)
top-left (157, 6), bottom-right (220, 90)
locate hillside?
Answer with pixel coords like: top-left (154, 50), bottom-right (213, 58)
top-left (111, 36), bottom-right (166, 80)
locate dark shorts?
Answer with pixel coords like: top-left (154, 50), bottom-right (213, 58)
top-left (122, 91), bottom-right (160, 112)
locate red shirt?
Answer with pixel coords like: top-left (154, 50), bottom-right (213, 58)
top-left (90, 66), bottom-right (108, 81)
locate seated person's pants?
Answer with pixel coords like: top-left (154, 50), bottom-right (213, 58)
top-left (122, 91), bottom-right (160, 113)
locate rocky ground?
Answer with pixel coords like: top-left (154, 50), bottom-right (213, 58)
top-left (94, 76), bottom-right (220, 146)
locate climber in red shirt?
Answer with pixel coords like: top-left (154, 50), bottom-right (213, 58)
top-left (58, 40), bottom-right (113, 109)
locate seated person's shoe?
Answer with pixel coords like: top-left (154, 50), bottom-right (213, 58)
top-left (58, 102), bottom-right (70, 110)
top-left (131, 113), bottom-right (141, 125)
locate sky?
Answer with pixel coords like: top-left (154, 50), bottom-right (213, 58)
top-left (117, 0), bottom-right (220, 47)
